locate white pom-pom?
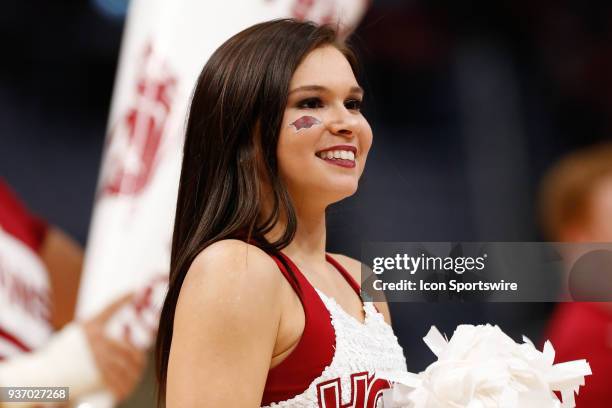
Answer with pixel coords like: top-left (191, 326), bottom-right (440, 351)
top-left (377, 325), bottom-right (591, 408)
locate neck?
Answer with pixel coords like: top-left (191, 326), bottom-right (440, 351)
top-left (265, 201), bottom-right (328, 268)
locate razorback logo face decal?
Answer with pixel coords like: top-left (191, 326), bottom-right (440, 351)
top-left (290, 115), bottom-right (322, 132)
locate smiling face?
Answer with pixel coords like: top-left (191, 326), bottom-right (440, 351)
top-left (277, 45), bottom-right (373, 208)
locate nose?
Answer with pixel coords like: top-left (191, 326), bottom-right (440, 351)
top-left (327, 106), bottom-right (358, 138)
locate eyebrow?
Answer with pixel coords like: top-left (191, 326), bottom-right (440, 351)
top-left (288, 84), bottom-right (364, 96)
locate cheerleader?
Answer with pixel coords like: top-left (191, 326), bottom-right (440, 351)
top-left (156, 19), bottom-right (407, 408)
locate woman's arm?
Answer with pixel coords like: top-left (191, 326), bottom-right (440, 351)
top-left (39, 226), bottom-right (83, 330)
top-left (36, 227), bottom-right (145, 401)
top-left (167, 240), bottom-right (283, 407)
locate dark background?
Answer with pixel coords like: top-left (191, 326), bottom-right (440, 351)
top-left (2, 0), bottom-right (611, 390)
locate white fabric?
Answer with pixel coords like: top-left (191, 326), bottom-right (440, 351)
top-left (0, 323), bottom-right (102, 407)
top-left (262, 289), bottom-right (407, 407)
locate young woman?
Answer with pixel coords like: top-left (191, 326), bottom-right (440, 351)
top-left (155, 19), bottom-right (407, 407)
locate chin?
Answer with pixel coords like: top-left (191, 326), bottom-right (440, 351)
top-left (324, 182), bottom-right (359, 203)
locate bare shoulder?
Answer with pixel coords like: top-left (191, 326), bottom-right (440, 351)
top-left (175, 239), bottom-right (286, 350)
top-left (180, 239), bottom-right (283, 308)
top-left (191, 238), bottom-right (278, 273)
top-left (168, 239), bottom-right (283, 406)
top-left (329, 252), bottom-right (393, 325)
top-left (192, 238), bottom-right (277, 270)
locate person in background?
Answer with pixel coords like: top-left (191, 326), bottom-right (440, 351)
top-left (538, 142), bottom-right (612, 407)
top-left (0, 178), bottom-right (145, 406)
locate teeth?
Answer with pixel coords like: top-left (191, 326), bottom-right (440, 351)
top-left (317, 150), bottom-right (356, 161)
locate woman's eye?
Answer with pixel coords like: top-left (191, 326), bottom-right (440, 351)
top-left (297, 97), bottom-right (323, 109)
top-left (345, 99), bottom-right (362, 111)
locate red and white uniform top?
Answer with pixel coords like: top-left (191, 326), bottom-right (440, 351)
top-left (0, 180), bottom-right (52, 360)
top-left (261, 252), bottom-right (407, 408)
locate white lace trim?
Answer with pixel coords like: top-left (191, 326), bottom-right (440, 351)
top-left (262, 289), bottom-right (407, 407)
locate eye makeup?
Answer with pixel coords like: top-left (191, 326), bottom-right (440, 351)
top-left (296, 97), bottom-right (323, 109)
top-left (289, 115), bottom-right (322, 132)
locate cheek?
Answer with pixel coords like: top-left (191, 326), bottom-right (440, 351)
top-left (276, 115), bottom-right (321, 177)
top-left (358, 121), bottom-right (373, 169)
top-left (278, 112), bottom-right (324, 153)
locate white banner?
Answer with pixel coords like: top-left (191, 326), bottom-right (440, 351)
top-left (75, 0), bottom-right (367, 406)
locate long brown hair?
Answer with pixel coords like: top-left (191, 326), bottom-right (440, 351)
top-left (155, 19), bottom-right (359, 405)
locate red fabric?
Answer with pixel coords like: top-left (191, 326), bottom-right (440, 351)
top-left (326, 254), bottom-right (361, 294)
top-left (545, 302), bottom-right (612, 407)
top-left (0, 179), bottom-right (48, 253)
top-left (261, 253), bottom-right (361, 406)
top-left (326, 254), bottom-right (380, 314)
